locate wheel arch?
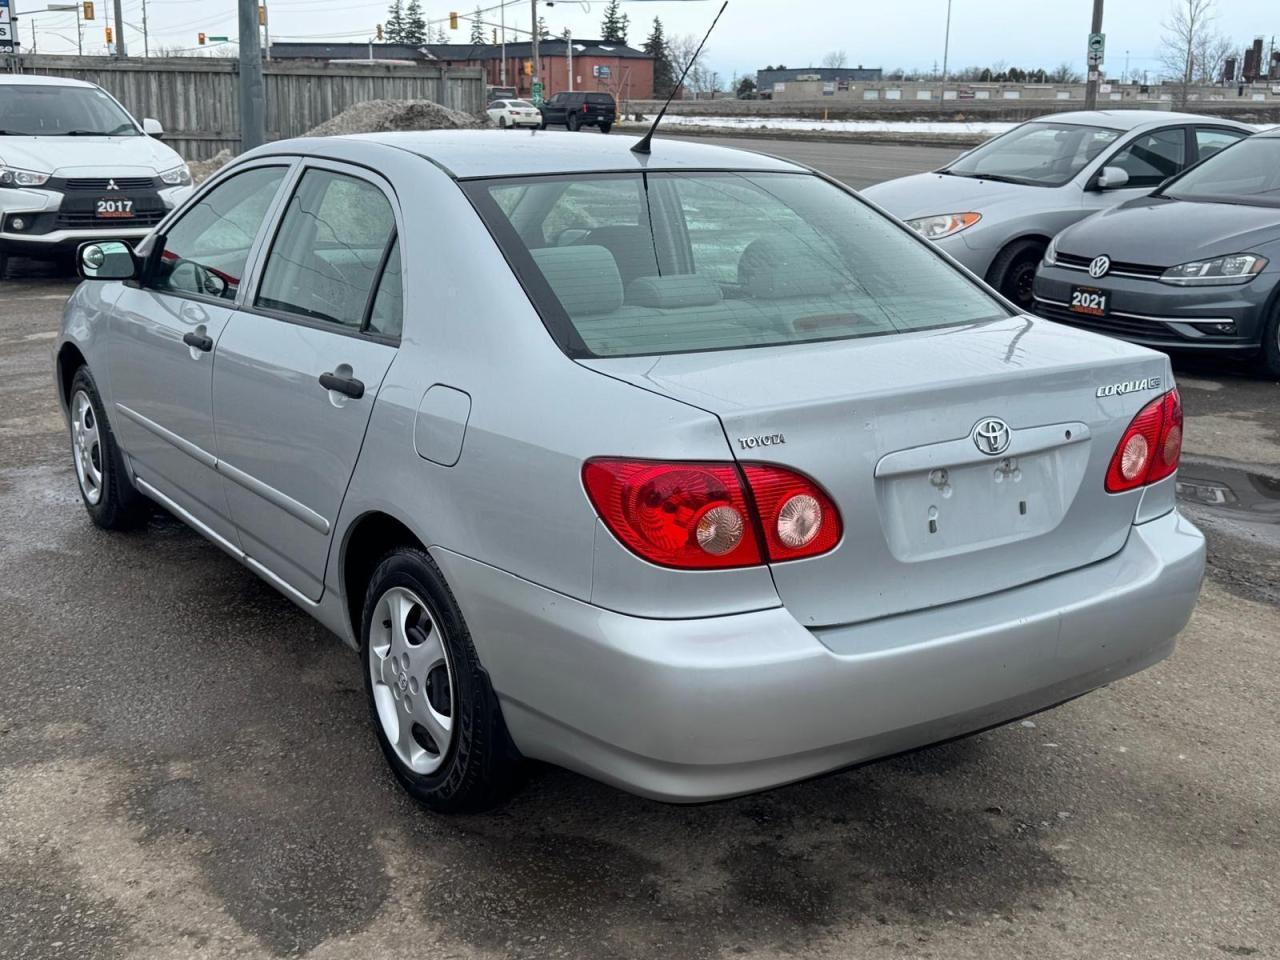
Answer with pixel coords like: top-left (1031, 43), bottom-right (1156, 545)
top-left (55, 341), bottom-right (89, 414)
top-left (984, 233), bottom-right (1053, 285)
top-left (340, 509), bottom-right (430, 644)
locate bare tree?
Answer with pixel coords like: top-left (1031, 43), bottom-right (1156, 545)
top-left (1192, 31), bottom-right (1233, 84)
top-left (1160, 0), bottom-right (1216, 104)
top-left (1049, 61), bottom-right (1083, 84)
top-left (820, 49), bottom-right (847, 69)
top-left (667, 33), bottom-right (713, 98)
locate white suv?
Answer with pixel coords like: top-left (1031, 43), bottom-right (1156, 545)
top-left (0, 74), bottom-right (194, 276)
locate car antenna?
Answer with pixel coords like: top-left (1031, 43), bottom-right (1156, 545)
top-left (631, 0), bottom-right (728, 156)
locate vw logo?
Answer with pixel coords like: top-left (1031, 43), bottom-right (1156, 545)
top-left (972, 417), bottom-right (1012, 456)
top-left (106, 179), bottom-right (119, 191)
top-left (1088, 255), bottom-right (1111, 279)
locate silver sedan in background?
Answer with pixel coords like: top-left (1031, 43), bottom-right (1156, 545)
top-left (55, 132), bottom-right (1205, 813)
top-left (863, 110), bottom-right (1253, 309)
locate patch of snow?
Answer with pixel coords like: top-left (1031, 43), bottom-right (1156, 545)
top-left (654, 115), bottom-right (1020, 136)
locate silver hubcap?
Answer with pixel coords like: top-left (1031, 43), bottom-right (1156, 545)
top-left (70, 390), bottom-right (103, 506)
top-left (369, 586), bottom-right (455, 775)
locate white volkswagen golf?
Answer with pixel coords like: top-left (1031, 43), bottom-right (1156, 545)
top-left (0, 74), bottom-right (194, 277)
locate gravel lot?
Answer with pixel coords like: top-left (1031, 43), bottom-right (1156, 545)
top-left (1, 142), bottom-right (1278, 960)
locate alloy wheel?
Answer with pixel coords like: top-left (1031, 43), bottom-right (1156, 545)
top-left (368, 586), bottom-right (456, 775)
top-left (70, 389), bottom-right (103, 505)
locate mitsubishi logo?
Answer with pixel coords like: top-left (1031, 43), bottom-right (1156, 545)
top-left (1088, 255), bottom-right (1111, 279)
top-left (972, 417), bottom-right (1012, 456)
top-left (106, 179), bottom-right (119, 191)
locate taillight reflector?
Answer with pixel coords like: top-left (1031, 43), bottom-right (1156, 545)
top-left (582, 458), bottom-right (841, 569)
top-left (1105, 388), bottom-right (1183, 493)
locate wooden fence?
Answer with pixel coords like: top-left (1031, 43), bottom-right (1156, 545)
top-left (13, 55), bottom-right (486, 159)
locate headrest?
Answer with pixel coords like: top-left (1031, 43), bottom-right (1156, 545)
top-left (531, 245), bottom-right (623, 316)
top-left (737, 237), bottom-right (845, 300)
top-left (625, 274), bottom-right (723, 309)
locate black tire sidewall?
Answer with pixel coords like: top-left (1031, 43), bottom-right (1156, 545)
top-left (991, 240), bottom-right (1045, 311)
top-left (360, 547), bottom-right (516, 812)
top-left (68, 366), bottom-right (145, 529)
top-left (567, 113), bottom-right (580, 131)
top-left (1261, 307), bottom-right (1280, 380)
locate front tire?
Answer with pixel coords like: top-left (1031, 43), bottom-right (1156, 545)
top-left (988, 239), bottom-right (1045, 313)
top-left (567, 113), bottom-right (580, 132)
top-left (361, 547), bottom-right (522, 813)
top-left (1260, 305), bottom-right (1280, 380)
top-left (68, 366), bottom-right (149, 530)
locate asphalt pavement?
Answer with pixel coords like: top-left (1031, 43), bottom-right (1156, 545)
top-left (1, 141), bottom-right (1278, 960)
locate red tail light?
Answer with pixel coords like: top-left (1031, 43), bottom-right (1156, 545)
top-left (583, 459), bottom-right (841, 569)
top-left (1105, 388), bottom-right (1183, 493)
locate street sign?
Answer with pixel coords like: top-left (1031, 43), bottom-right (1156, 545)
top-left (531, 80), bottom-right (544, 106)
top-left (1087, 32), bottom-right (1105, 67)
top-left (0, 0), bottom-right (12, 53)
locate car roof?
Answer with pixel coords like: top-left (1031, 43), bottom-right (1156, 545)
top-left (260, 130), bottom-right (808, 180)
top-left (1043, 109), bottom-right (1252, 131)
top-left (0, 74), bottom-right (98, 89)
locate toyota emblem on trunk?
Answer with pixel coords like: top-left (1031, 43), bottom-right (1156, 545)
top-left (973, 417), bottom-right (1012, 455)
top-left (1088, 255), bottom-right (1111, 278)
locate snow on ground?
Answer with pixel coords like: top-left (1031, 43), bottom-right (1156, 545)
top-left (649, 115), bottom-right (1021, 136)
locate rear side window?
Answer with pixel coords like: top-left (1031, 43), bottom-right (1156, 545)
top-left (1109, 128), bottom-right (1187, 188)
top-left (150, 165), bottom-right (286, 300)
top-left (586, 94), bottom-right (614, 104)
top-left (256, 169), bottom-right (396, 329)
top-left (468, 171), bottom-right (1009, 358)
top-left (1195, 128), bottom-right (1246, 161)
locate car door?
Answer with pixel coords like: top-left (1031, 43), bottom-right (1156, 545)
top-left (1081, 125), bottom-right (1189, 213)
top-left (545, 93), bottom-right (567, 124)
top-left (107, 161), bottom-right (292, 544)
top-left (211, 161), bottom-right (402, 601)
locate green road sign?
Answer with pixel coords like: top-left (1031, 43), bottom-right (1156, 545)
top-left (1087, 32), bottom-right (1105, 66)
top-left (208, 35), bottom-right (229, 42)
top-left (531, 80), bottom-right (544, 107)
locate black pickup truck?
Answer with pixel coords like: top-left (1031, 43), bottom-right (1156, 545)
top-left (538, 92), bottom-right (617, 133)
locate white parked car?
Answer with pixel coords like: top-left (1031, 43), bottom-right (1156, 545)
top-left (0, 74), bottom-right (194, 277)
top-left (486, 99), bottom-right (542, 130)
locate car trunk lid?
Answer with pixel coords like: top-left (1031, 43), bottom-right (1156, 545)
top-left (581, 317), bottom-right (1171, 626)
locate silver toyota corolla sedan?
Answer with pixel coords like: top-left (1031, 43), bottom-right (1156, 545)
top-left (54, 131), bottom-right (1206, 812)
top-left (863, 110), bottom-right (1253, 310)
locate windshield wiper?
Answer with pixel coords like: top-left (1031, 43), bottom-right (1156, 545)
top-left (63, 124), bottom-right (135, 136)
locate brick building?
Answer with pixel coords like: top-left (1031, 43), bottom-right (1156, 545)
top-left (269, 39), bottom-right (655, 101)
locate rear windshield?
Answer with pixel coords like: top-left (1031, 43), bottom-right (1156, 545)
top-left (465, 171), bottom-right (1009, 358)
top-left (943, 121), bottom-right (1121, 187)
top-left (586, 94), bottom-right (615, 104)
top-left (1162, 136), bottom-right (1280, 207)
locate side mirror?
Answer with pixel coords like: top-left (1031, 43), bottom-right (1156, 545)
top-left (1095, 166), bottom-right (1131, 190)
top-left (142, 118), bottom-right (164, 138)
top-left (78, 240), bottom-right (139, 281)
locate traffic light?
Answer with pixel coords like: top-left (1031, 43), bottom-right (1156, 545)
top-left (82, 1), bottom-right (94, 20)
top-left (257, 5), bottom-right (265, 26)
top-left (197, 31), bottom-right (206, 44)
top-left (448, 11), bottom-right (458, 29)
top-left (104, 25), bottom-right (112, 43)
top-left (375, 23), bottom-right (384, 41)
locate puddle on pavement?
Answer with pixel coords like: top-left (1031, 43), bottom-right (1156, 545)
top-left (1176, 462), bottom-right (1280, 523)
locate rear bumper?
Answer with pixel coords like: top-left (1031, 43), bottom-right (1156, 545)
top-left (433, 508), bottom-right (1205, 802)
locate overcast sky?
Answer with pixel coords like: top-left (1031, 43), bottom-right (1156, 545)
top-left (22, 0), bottom-right (1280, 82)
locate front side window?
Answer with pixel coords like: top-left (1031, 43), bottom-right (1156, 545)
top-left (469, 171), bottom-right (1009, 358)
top-left (942, 121), bottom-right (1121, 187)
top-left (1163, 136), bottom-right (1280, 207)
top-left (1108, 127), bottom-right (1187, 188)
top-left (149, 165), bottom-right (287, 300)
top-left (0, 84), bottom-right (139, 136)
top-left (256, 169), bottom-right (397, 328)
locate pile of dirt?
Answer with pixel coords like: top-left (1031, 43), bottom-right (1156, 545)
top-left (189, 149), bottom-right (234, 184)
top-left (186, 99), bottom-right (487, 181)
top-left (304, 98), bottom-right (488, 137)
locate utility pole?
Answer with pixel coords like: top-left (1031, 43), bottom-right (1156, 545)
top-left (499, 0), bottom-right (505, 83)
top-left (940, 0), bottom-right (952, 82)
top-left (1084, 0), bottom-right (1104, 110)
top-left (238, 0), bottom-right (265, 150)
top-left (111, 0), bottom-right (122, 54)
top-left (262, 3), bottom-right (270, 61)
top-left (530, 0), bottom-right (539, 101)
top-left (566, 26), bottom-right (572, 91)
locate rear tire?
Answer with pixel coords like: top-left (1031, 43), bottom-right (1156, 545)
top-left (68, 366), bottom-right (149, 530)
top-left (539, 118), bottom-right (548, 130)
top-left (360, 546), bottom-right (523, 813)
top-left (1259, 306), bottom-right (1280, 381)
top-left (567, 113), bottom-right (580, 132)
top-left (599, 122), bottom-right (612, 134)
top-left (499, 116), bottom-right (508, 130)
top-left (987, 239), bottom-right (1046, 313)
